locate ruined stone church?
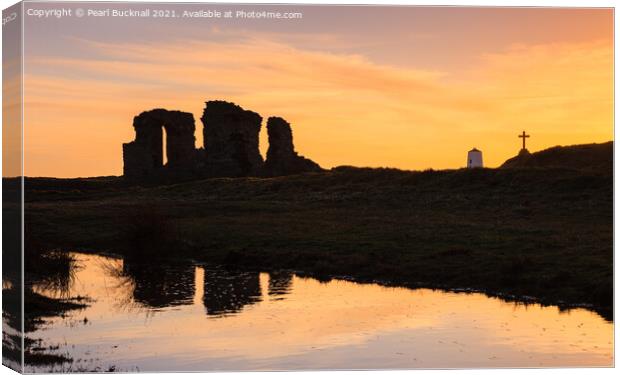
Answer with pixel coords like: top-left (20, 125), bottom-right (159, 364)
top-left (123, 100), bottom-right (321, 180)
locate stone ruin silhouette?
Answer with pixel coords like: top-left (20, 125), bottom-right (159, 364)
top-left (123, 100), bottom-right (321, 180)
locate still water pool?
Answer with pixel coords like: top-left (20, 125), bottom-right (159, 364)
top-left (27, 252), bottom-right (613, 371)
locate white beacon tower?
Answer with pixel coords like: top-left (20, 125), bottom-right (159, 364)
top-left (467, 148), bottom-right (483, 168)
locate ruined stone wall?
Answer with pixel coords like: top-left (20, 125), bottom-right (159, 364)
top-left (123, 142), bottom-right (158, 179)
top-left (264, 117), bottom-right (322, 176)
top-left (201, 101), bottom-right (264, 176)
top-left (123, 109), bottom-right (196, 179)
top-left (160, 111), bottom-right (196, 169)
top-left (123, 101), bottom-right (321, 180)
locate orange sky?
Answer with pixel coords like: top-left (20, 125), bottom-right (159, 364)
top-left (18, 5), bottom-right (613, 177)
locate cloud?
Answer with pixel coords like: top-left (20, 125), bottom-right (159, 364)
top-left (23, 33), bottom-right (612, 177)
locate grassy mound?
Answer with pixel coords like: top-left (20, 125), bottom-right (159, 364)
top-left (500, 141), bottom-right (612, 172)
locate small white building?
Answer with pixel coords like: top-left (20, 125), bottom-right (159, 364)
top-left (467, 148), bottom-right (483, 168)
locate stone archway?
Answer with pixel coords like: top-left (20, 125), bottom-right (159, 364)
top-left (123, 109), bottom-right (196, 178)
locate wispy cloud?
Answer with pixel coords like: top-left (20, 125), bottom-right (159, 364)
top-left (23, 32), bottom-right (612, 177)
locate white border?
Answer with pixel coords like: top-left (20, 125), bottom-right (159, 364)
top-left (0, 1), bottom-right (616, 375)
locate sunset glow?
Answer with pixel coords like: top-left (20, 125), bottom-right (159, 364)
top-left (30, 253), bottom-right (614, 370)
top-left (21, 5), bottom-right (613, 177)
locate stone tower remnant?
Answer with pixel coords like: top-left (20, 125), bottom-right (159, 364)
top-left (264, 117), bottom-right (322, 176)
top-left (201, 101), bottom-right (264, 177)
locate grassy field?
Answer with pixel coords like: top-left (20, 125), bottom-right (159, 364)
top-left (13, 165), bottom-right (613, 319)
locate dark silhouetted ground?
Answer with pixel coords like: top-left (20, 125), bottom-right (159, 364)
top-left (11, 142), bottom-right (613, 320)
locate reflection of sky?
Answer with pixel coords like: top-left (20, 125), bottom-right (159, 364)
top-left (21, 3), bottom-right (613, 177)
top-left (28, 253), bottom-right (613, 372)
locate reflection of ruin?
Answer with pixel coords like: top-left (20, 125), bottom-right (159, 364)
top-left (268, 271), bottom-right (293, 297)
top-left (202, 268), bottom-right (262, 316)
top-left (123, 261), bottom-right (195, 309)
top-left (123, 100), bottom-right (321, 180)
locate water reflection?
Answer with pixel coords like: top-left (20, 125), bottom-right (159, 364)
top-left (20, 253), bottom-right (615, 372)
top-left (4, 249), bottom-right (84, 371)
top-left (97, 258), bottom-right (272, 317)
top-left (122, 261), bottom-right (195, 309)
top-left (203, 268), bottom-right (262, 316)
top-left (2, 177), bottom-right (23, 371)
top-left (2, 281), bottom-right (22, 371)
top-left (268, 271), bottom-right (293, 298)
